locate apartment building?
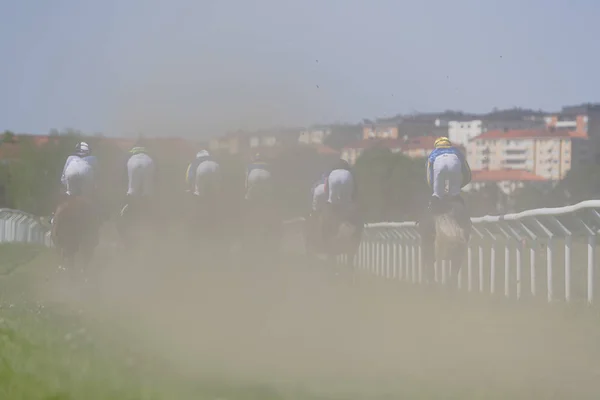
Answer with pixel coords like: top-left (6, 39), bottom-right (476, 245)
top-left (298, 127), bottom-right (331, 145)
top-left (448, 118), bottom-right (546, 148)
top-left (467, 129), bottom-right (588, 180)
top-left (362, 122), bottom-right (399, 140)
top-left (448, 120), bottom-right (483, 147)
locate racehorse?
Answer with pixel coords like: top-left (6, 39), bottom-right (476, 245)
top-left (51, 195), bottom-right (100, 270)
top-left (433, 198), bottom-right (471, 287)
top-left (315, 203), bottom-right (364, 265)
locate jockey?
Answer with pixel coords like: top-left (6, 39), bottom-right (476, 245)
top-left (52, 141), bottom-right (97, 225)
top-left (426, 136), bottom-right (472, 211)
top-left (126, 144), bottom-right (156, 198)
top-left (322, 158), bottom-right (357, 240)
top-left (324, 158), bottom-right (356, 209)
top-left (310, 173), bottom-right (328, 216)
top-left (245, 152), bottom-right (273, 202)
top-left (60, 141), bottom-right (97, 197)
top-left (419, 136), bottom-right (472, 275)
top-left (185, 150), bottom-right (220, 197)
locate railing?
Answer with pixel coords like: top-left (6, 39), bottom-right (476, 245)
top-left (0, 209), bottom-right (51, 247)
top-left (285, 200), bottom-right (600, 305)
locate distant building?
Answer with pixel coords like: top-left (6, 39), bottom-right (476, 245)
top-left (467, 129), bottom-right (588, 181)
top-left (362, 122), bottom-right (399, 140)
top-left (298, 127), bottom-right (331, 145)
top-left (448, 120), bottom-right (483, 147)
top-left (448, 117), bottom-right (546, 148)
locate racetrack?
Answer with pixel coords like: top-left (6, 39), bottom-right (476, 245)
top-left (4, 237), bottom-right (600, 399)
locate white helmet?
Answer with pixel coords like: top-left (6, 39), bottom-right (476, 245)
top-left (75, 141), bottom-right (90, 156)
top-left (196, 150), bottom-right (210, 158)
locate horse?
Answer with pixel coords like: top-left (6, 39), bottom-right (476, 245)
top-left (315, 203), bottom-right (364, 269)
top-left (433, 198), bottom-right (471, 287)
top-left (51, 195), bottom-right (100, 270)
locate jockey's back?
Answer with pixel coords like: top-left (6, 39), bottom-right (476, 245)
top-left (245, 159), bottom-right (273, 201)
top-left (426, 137), bottom-right (471, 199)
top-left (126, 147), bottom-right (156, 197)
top-left (61, 141), bottom-right (97, 198)
top-left (197, 159), bottom-right (219, 175)
top-left (246, 161), bottom-right (271, 183)
top-left (194, 158), bottom-right (220, 197)
top-left (311, 182), bottom-right (327, 212)
top-left (326, 167), bottom-right (355, 207)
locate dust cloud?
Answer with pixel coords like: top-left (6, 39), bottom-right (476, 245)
top-left (38, 224), bottom-right (600, 399)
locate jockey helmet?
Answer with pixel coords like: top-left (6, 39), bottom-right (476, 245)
top-left (75, 141), bottom-right (91, 157)
top-left (129, 146), bottom-right (147, 155)
top-left (196, 150), bottom-right (210, 158)
top-left (252, 152), bottom-right (263, 162)
top-left (434, 137), bottom-right (452, 148)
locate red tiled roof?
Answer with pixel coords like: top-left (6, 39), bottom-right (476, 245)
top-left (471, 169), bottom-right (547, 182)
top-left (569, 131), bottom-right (588, 138)
top-left (472, 129), bottom-right (586, 141)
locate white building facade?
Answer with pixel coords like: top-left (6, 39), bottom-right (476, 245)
top-left (448, 120), bottom-right (483, 147)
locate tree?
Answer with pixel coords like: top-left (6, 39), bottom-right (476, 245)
top-left (353, 146), bottom-right (428, 222)
top-left (2, 130), bottom-right (16, 144)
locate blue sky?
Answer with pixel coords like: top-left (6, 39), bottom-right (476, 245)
top-left (0, 0), bottom-right (599, 137)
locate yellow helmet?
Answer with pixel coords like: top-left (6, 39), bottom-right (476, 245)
top-left (434, 137), bottom-right (452, 148)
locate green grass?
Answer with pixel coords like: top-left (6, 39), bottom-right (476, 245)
top-left (1, 244), bottom-right (600, 399)
top-left (0, 244), bottom-right (47, 276)
top-left (0, 307), bottom-right (298, 399)
top-left (0, 245), bottom-right (303, 400)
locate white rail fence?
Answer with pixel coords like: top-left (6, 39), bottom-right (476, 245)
top-left (0, 209), bottom-right (51, 247)
top-left (286, 200), bottom-right (600, 305)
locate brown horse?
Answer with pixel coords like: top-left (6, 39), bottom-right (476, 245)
top-left (316, 203), bottom-right (364, 263)
top-left (51, 195), bottom-right (100, 269)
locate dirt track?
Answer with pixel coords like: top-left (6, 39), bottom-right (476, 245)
top-left (39, 236), bottom-right (600, 399)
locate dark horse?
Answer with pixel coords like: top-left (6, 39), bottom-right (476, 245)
top-left (51, 195), bottom-right (100, 269)
top-left (312, 203), bottom-right (364, 265)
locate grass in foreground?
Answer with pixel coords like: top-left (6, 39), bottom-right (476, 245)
top-left (0, 245), bottom-right (299, 400)
top-left (0, 306), bottom-right (300, 400)
top-left (1, 244), bottom-right (600, 399)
